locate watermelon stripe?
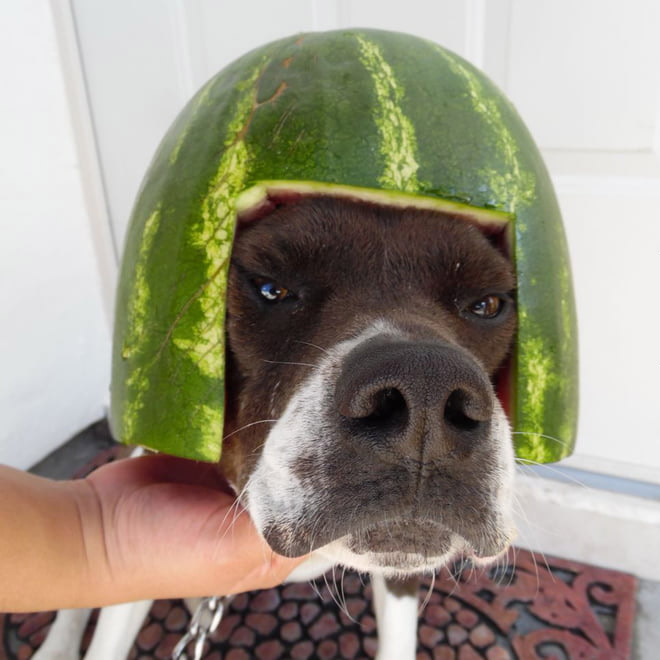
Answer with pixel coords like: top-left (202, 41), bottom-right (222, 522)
top-left (171, 60), bottom-right (264, 379)
top-left (355, 35), bottom-right (420, 193)
top-left (424, 45), bottom-right (576, 461)
top-left (169, 77), bottom-right (216, 166)
top-left (519, 330), bottom-right (553, 437)
top-left (158, 61), bottom-right (269, 459)
top-left (431, 46), bottom-right (535, 216)
top-left (557, 261), bottom-right (578, 447)
top-left (120, 207), bottom-right (161, 441)
top-left (121, 207), bottom-right (161, 361)
top-left (537, 263), bottom-right (577, 460)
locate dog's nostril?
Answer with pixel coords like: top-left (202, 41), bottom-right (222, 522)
top-left (444, 389), bottom-right (484, 432)
top-left (363, 387), bottom-right (407, 424)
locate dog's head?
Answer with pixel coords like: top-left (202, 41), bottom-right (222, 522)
top-left (218, 195), bottom-right (516, 576)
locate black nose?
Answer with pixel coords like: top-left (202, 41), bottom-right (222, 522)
top-left (334, 338), bottom-right (494, 459)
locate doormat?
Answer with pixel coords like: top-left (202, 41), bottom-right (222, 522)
top-left (1, 446), bottom-right (637, 659)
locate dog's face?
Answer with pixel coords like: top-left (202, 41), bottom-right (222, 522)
top-left (220, 196), bottom-right (516, 576)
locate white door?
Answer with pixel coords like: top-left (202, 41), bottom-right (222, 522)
top-left (66, 0), bottom-right (660, 482)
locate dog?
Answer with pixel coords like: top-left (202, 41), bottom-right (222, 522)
top-left (36, 196), bottom-right (517, 659)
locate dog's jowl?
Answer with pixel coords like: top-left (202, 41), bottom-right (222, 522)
top-left (221, 196), bottom-right (517, 577)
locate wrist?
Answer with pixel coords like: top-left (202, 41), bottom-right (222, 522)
top-left (64, 477), bottom-right (116, 606)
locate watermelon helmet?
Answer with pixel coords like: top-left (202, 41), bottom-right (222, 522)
top-left (111, 29), bottom-right (578, 463)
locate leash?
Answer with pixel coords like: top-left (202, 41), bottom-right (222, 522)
top-left (171, 595), bottom-right (232, 660)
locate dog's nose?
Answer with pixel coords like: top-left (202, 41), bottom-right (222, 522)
top-left (334, 338), bottom-right (494, 458)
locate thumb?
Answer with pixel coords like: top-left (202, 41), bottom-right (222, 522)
top-left (92, 470), bottom-right (309, 600)
top-left (187, 491), bottom-right (311, 595)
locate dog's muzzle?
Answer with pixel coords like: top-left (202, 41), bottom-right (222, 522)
top-left (246, 325), bottom-right (515, 574)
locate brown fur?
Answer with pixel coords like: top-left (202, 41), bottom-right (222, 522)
top-left (219, 196), bottom-right (516, 559)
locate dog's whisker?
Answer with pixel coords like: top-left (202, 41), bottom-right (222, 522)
top-left (212, 505), bottom-right (250, 559)
top-left (337, 571), bottom-right (353, 624)
top-left (339, 566), bottom-right (357, 623)
top-left (232, 475), bottom-right (253, 513)
top-left (508, 545), bottom-right (520, 591)
top-left (511, 430), bottom-right (568, 447)
top-left (509, 492), bottom-right (546, 598)
top-left (223, 418), bottom-right (279, 441)
top-left (471, 558), bottom-right (480, 582)
top-left (525, 534), bottom-right (542, 598)
top-left (247, 438), bottom-right (271, 458)
top-left (465, 553), bottom-right (476, 583)
top-left (321, 571), bottom-right (332, 602)
top-left (443, 559), bottom-right (461, 599)
top-left (215, 480), bottom-right (250, 539)
top-left (419, 569), bottom-right (435, 615)
top-left (309, 577), bottom-right (323, 600)
top-left (511, 491), bottom-right (555, 536)
top-left (331, 566), bottom-right (351, 622)
top-left (293, 339), bottom-right (331, 355)
top-left (515, 459), bottom-right (590, 490)
top-left (269, 379), bottom-right (281, 417)
top-left (262, 359), bottom-right (316, 368)
top-left (230, 494), bottom-right (250, 533)
top-left (537, 546), bottom-right (554, 584)
top-left (498, 550), bottom-right (508, 588)
top-left (323, 571), bottom-right (348, 617)
top-left (445, 576), bottom-right (460, 601)
top-left (212, 474), bottom-right (257, 558)
top-left (217, 497), bottom-right (242, 535)
top-left (504, 549), bottom-right (515, 590)
top-left (304, 508), bottom-right (325, 557)
top-left (518, 519), bottom-right (553, 594)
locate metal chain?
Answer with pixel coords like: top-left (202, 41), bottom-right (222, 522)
top-left (171, 595), bottom-right (230, 660)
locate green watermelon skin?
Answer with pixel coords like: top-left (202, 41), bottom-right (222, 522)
top-left (111, 29), bottom-right (578, 463)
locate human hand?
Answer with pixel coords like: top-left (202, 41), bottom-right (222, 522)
top-left (74, 453), bottom-right (309, 605)
top-left (0, 455), bottom-right (308, 612)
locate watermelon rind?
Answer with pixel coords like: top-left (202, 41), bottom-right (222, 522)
top-left (111, 28), bottom-right (578, 464)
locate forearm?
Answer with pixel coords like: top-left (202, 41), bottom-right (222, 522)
top-left (0, 464), bottom-right (210, 611)
top-left (0, 464), bottom-right (223, 611)
top-left (0, 465), bottom-right (106, 612)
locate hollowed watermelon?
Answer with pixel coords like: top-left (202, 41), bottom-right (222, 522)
top-left (111, 29), bottom-right (578, 463)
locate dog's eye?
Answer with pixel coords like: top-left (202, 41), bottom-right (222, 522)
top-left (468, 294), bottom-right (505, 319)
top-left (254, 278), bottom-right (290, 303)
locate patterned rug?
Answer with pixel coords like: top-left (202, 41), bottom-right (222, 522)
top-left (1, 445), bottom-right (637, 659)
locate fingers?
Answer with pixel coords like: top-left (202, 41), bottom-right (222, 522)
top-left (226, 547), bottom-right (311, 595)
top-left (264, 550), bottom-right (311, 586)
top-left (197, 495), bottom-right (310, 594)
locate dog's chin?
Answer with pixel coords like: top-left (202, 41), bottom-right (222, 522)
top-left (313, 521), bottom-right (514, 577)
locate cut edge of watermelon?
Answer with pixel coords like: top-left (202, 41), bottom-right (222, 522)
top-left (237, 180), bottom-right (511, 225)
top-left (237, 180), bottom-right (515, 261)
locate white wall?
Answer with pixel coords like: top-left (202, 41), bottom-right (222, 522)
top-left (0, 0), bottom-right (111, 469)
